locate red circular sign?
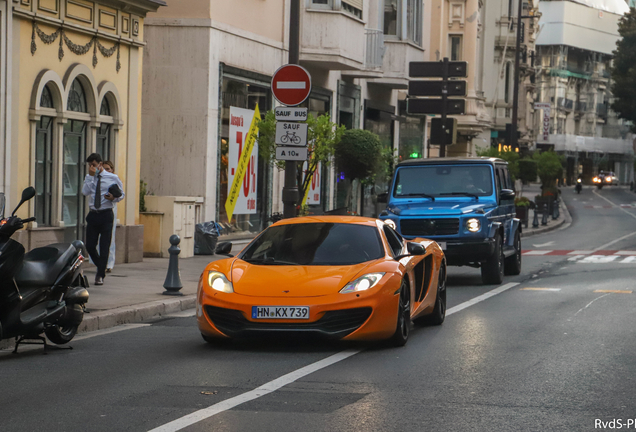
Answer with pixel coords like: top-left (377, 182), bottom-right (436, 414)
top-left (271, 64), bottom-right (312, 106)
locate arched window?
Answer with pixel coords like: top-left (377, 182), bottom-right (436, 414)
top-left (504, 63), bottom-right (512, 104)
top-left (97, 96), bottom-right (113, 160)
top-left (67, 79), bottom-right (87, 113)
top-left (35, 84), bottom-right (55, 226)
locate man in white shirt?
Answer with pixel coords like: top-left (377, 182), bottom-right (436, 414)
top-left (82, 153), bottom-right (125, 285)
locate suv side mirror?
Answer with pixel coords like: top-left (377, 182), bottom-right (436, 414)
top-left (500, 189), bottom-right (515, 201)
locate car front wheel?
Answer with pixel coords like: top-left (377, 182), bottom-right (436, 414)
top-left (504, 230), bottom-right (522, 275)
top-left (388, 279), bottom-right (411, 347)
top-left (481, 232), bottom-right (504, 285)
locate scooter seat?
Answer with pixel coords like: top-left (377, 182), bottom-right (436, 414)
top-left (15, 243), bottom-right (77, 288)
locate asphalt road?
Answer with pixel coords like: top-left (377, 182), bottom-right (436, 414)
top-left (2, 185), bottom-right (636, 432)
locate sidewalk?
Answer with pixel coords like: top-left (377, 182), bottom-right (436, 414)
top-left (518, 183), bottom-right (571, 238)
top-left (74, 240), bottom-right (252, 333)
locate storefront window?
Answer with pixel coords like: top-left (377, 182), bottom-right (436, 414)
top-left (35, 116), bottom-right (53, 226)
top-left (335, 82), bottom-right (361, 211)
top-left (399, 117), bottom-right (425, 161)
top-left (219, 74), bottom-right (271, 235)
top-left (363, 103), bottom-right (395, 218)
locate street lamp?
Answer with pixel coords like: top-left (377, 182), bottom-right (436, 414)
top-left (511, 0), bottom-right (535, 151)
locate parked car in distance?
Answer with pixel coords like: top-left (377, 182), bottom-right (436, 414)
top-left (379, 157), bottom-right (522, 285)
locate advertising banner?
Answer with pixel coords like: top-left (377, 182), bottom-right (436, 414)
top-left (225, 105), bottom-right (259, 221)
top-left (302, 161), bottom-right (322, 205)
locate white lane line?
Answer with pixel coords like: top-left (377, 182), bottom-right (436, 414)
top-left (445, 282), bottom-right (519, 316)
top-left (148, 281), bottom-right (520, 432)
top-left (568, 250), bottom-right (593, 255)
top-left (523, 250), bottom-right (551, 255)
top-left (74, 324), bottom-right (151, 341)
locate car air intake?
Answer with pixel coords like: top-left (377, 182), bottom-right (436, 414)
top-left (205, 306), bottom-right (372, 339)
top-left (400, 218), bottom-right (460, 236)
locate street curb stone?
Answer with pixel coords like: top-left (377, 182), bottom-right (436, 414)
top-left (521, 199), bottom-right (571, 238)
top-left (1, 295), bottom-right (196, 350)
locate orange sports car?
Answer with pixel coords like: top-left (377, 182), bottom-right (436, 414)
top-left (196, 216), bottom-right (446, 346)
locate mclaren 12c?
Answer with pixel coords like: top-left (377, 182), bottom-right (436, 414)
top-left (196, 216), bottom-right (446, 347)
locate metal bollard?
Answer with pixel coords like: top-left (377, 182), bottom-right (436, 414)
top-left (541, 203), bottom-right (549, 226)
top-left (552, 200), bottom-right (560, 220)
top-left (532, 206), bottom-right (539, 228)
top-left (163, 234), bottom-right (184, 296)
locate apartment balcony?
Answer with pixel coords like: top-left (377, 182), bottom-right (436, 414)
top-left (365, 40), bottom-right (425, 89)
top-left (340, 28), bottom-right (385, 78)
top-left (300, 9), bottom-right (366, 70)
top-left (557, 97), bottom-right (574, 112)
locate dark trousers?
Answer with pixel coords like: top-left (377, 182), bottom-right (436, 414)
top-left (85, 209), bottom-right (114, 279)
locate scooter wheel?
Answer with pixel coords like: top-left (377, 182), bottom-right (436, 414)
top-left (44, 304), bottom-right (83, 344)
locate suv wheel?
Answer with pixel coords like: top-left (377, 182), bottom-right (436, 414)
top-left (481, 231), bottom-right (504, 285)
top-left (504, 230), bottom-right (522, 275)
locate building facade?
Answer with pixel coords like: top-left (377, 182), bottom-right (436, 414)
top-left (535, 0), bottom-right (634, 184)
top-left (0, 0), bottom-right (163, 261)
top-left (141, 0), bottom-right (431, 237)
top-left (479, 0), bottom-right (539, 152)
top-left (427, 0), bottom-right (491, 156)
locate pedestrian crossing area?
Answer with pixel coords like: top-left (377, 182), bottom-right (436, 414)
top-left (522, 249), bottom-right (636, 264)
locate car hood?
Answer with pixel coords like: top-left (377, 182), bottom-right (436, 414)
top-left (389, 201), bottom-right (493, 217)
top-left (230, 260), bottom-right (372, 297)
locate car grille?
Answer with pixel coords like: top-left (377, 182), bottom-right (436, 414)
top-left (400, 218), bottom-right (460, 236)
top-left (205, 306), bottom-right (372, 339)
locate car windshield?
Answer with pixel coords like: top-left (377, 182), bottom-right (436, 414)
top-left (239, 223), bottom-right (385, 266)
top-left (393, 165), bottom-right (494, 198)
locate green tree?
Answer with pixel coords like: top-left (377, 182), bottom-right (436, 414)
top-left (334, 129), bottom-right (384, 209)
top-left (533, 150), bottom-right (563, 189)
top-left (476, 146), bottom-right (520, 180)
top-left (611, 8), bottom-right (636, 130)
top-left (257, 112), bottom-right (345, 208)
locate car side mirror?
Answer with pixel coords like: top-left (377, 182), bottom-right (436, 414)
top-left (377, 193), bottom-right (388, 204)
top-left (215, 241), bottom-right (233, 256)
top-left (407, 242), bottom-right (426, 255)
top-left (500, 189), bottom-right (515, 201)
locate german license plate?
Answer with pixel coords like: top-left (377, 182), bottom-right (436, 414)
top-left (437, 242), bottom-right (447, 250)
top-left (252, 306), bottom-right (310, 320)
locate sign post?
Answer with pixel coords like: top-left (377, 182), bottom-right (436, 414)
top-left (407, 59), bottom-right (468, 156)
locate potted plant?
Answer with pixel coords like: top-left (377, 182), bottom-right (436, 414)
top-left (514, 196), bottom-right (531, 227)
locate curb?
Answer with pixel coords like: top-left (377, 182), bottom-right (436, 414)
top-left (1, 295), bottom-right (197, 351)
top-left (78, 295), bottom-right (197, 334)
top-left (521, 199), bottom-right (571, 238)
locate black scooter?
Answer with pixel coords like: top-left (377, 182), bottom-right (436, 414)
top-left (0, 187), bottom-right (89, 353)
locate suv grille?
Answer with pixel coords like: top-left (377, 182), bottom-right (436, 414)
top-left (205, 306), bottom-right (372, 339)
top-left (401, 218), bottom-right (460, 236)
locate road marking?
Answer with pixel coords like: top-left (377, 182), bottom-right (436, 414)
top-left (615, 250), bottom-right (636, 255)
top-left (568, 250), bottom-right (594, 255)
top-left (523, 250), bottom-right (551, 255)
top-left (579, 255), bottom-right (619, 264)
top-left (571, 293), bottom-right (611, 319)
top-left (148, 281), bottom-right (520, 432)
top-left (594, 289), bottom-right (632, 294)
top-left (521, 288), bottom-right (561, 291)
top-left (533, 241), bottom-right (555, 248)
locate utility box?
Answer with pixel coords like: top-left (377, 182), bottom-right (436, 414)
top-left (143, 196), bottom-right (204, 258)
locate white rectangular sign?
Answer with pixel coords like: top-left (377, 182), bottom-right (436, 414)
top-left (275, 122), bottom-right (308, 146)
top-left (275, 107), bottom-right (308, 121)
top-left (228, 107), bottom-right (258, 215)
top-left (303, 161), bottom-right (321, 205)
top-left (276, 146), bottom-right (308, 161)
top-left (534, 103), bottom-right (551, 142)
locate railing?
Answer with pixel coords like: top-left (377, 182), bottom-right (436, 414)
top-left (365, 29), bottom-right (384, 69)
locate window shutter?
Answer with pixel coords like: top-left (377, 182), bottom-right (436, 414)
top-left (342, 0), bottom-right (363, 12)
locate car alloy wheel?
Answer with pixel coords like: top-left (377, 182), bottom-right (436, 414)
top-left (389, 279), bottom-right (410, 347)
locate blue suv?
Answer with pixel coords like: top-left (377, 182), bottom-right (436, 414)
top-left (379, 157), bottom-right (522, 285)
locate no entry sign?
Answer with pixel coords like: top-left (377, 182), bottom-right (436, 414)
top-left (271, 64), bottom-right (312, 106)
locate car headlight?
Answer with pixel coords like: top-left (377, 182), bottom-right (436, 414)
top-left (340, 273), bottom-right (385, 294)
top-left (593, 177), bottom-right (599, 182)
top-left (606, 177), bottom-right (612, 182)
top-left (208, 271), bottom-right (234, 293)
top-left (466, 218), bottom-right (481, 233)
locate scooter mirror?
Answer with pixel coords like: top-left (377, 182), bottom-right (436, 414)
top-left (12, 187), bottom-right (36, 216)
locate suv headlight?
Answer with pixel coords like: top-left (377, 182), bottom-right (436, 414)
top-left (466, 218), bottom-right (481, 233)
top-left (208, 271), bottom-right (234, 293)
top-left (340, 273), bottom-right (385, 294)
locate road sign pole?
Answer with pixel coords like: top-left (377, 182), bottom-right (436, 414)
top-left (441, 57), bottom-right (448, 157)
top-left (283, 0), bottom-right (301, 219)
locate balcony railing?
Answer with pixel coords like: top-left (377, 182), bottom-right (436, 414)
top-left (365, 29), bottom-right (384, 69)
